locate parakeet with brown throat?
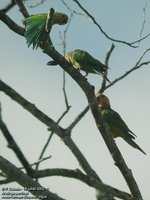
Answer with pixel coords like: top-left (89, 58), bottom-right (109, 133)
top-left (66, 49), bottom-right (110, 82)
top-left (47, 49), bottom-right (110, 82)
top-left (96, 93), bottom-right (146, 155)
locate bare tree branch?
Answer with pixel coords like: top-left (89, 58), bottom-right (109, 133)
top-left (0, 80), bottom-right (97, 174)
top-left (0, 166), bottom-right (132, 199)
top-left (0, 156), bottom-right (66, 200)
top-left (1, 0), bottom-right (15, 13)
top-left (33, 168), bottom-right (132, 200)
top-left (14, 0), bottom-right (29, 18)
top-left (0, 103), bottom-right (33, 174)
top-left (1, 0), bottom-right (46, 13)
top-left (0, 80), bottom-right (65, 135)
top-left (0, 155), bottom-right (52, 185)
top-left (0, 10), bottom-right (24, 36)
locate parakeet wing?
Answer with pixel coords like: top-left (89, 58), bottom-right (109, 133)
top-left (23, 14), bottom-right (48, 49)
top-left (102, 109), bottom-right (136, 139)
top-left (72, 50), bottom-right (109, 78)
top-left (99, 94), bottom-right (146, 154)
top-left (72, 50), bottom-right (105, 69)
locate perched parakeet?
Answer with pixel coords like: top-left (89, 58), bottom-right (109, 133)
top-left (96, 93), bottom-right (146, 155)
top-left (66, 49), bottom-right (110, 82)
top-left (23, 12), bottom-right (68, 49)
top-left (47, 49), bottom-right (110, 82)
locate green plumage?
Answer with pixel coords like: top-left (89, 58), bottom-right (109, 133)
top-left (66, 49), bottom-right (110, 82)
top-left (96, 93), bottom-right (146, 155)
top-left (23, 12), bottom-right (68, 49)
top-left (101, 108), bottom-right (146, 154)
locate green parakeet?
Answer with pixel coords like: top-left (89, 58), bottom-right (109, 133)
top-left (47, 49), bottom-right (110, 82)
top-left (66, 49), bottom-right (110, 82)
top-left (96, 93), bottom-right (146, 155)
top-left (23, 12), bottom-right (68, 49)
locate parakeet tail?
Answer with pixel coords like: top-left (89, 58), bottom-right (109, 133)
top-left (126, 138), bottom-right (146, 155)
top-left (102, 73), bottom-right (111, 83)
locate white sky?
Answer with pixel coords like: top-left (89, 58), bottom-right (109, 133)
top-left (0, 0), bottom-right (150, 199)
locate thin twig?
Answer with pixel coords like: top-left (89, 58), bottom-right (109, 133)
top-left (35, 108), bottom-right (70, 172)
top-left (105, 59), bottom-right (150, 91)
top-left (25, 0), bottom-right (47, 8)
top-left (61, 12), bottom-right (73, 108)
top-left (72, 0), bottom-right (150, 48)
top-left (62, 71), bottom-right (71, 109)
top-left (31, 156), bottom-right (52, 167)
top-left (61, 0), bottom-right (85, 16)
top-left (137, 2), bottom-right (147, 47)
top-left (100, 43), bottom-right (115, 93)
top-left (135, 47), bottom-right (150, 66)
top-left (67, 105), bottom-right (89, 131)
top-left (59, 11), bottom-right (74, 108)
top-left (35, 134), bottom-right (54, 172)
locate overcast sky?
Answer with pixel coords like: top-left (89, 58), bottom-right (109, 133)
top-left (0, 0), bottom-right (150, 199)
